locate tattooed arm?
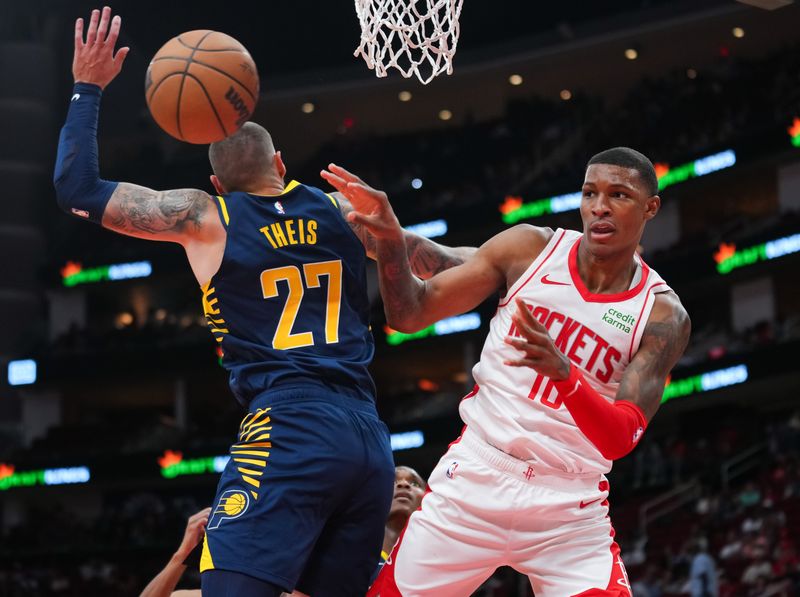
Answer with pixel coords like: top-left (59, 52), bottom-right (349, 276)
top-left (335, 193), bottom-right (476, 279)
top-left (101, 183), bottom-right (222, 245)
top-left (616, 291), bottom-right (691, 420)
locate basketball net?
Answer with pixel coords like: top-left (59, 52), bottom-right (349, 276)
top-left (354, 0), bottom-right (464, 85)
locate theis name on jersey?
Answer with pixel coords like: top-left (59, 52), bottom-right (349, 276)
top-left (508, 304), bottom-right (623, 384)
top-left (259, 218), bottom-right (318, 250)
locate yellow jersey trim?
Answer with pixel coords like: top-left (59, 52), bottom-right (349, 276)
top-left (325, 192), bottom-right (339, 208)
top-left (246, 180), bottom-right (302, 198)
top-left (216, 195), bottom-right (230, 226)
top-left (381, 550), bottom-right (390, 561)
top-left (200, 534), bottom-right (215, 572)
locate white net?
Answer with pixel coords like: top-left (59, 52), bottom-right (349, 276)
top-left (354, 0), bottom-right (464, 85)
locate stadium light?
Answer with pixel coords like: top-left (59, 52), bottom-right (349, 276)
top-left (385, 312), bottom-right (481, 346)
top-left (714, 233), bottom-right (800, 274)
top-left (662, 365), bottom-right (748, 404)
top-left (61, 260), bottom-right (152, 287)
top-left (8, 359), bottom-right (36, 386)
top-left (789, 117), bottom-right (800, 147)
top-left (0, 464), bottom-right (90, 491)
top-left (405, 219), bottom-right (447, 238)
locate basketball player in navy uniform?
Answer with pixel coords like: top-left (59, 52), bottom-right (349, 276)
top-left (54, 8), bottom-right (474, 596)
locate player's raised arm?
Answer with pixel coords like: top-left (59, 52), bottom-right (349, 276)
top-left (322, 165), bottom-right (477, 279)
top-left (321, 166), bottom-right (526, 332)
top-left (53, 7), bottom-right (221, 246)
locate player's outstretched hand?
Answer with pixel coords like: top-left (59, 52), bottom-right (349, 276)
top-left (174, 507), bottom-right (212, 561)
top-left (73, 6), bottom-right (130, 89)
top-left (504, 298), bottom-right (571, 381)
top-left (321, 164), bottom-right (403, 241)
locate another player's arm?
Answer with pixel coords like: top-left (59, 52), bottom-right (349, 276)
top-left (139, 508), bottom-right (211, 597)
top-left (334, 192), bottom-right (477, 279)
top-left (322, 166), bottom-right (477, 279)
top-left (322, 166), bottom-right (548, 331)
top-left (507, 289), bottom-right (690, 461)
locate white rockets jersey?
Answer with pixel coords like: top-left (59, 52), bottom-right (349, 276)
top-left (461, 228), bottom-right (672, 475)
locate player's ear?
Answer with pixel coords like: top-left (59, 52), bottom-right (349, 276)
top-left (210, 175), bottom-right (226, 195)
top-left (274, 150), bottom-right (287, 180)
top-left (644, 195), bottom-right (660, 220)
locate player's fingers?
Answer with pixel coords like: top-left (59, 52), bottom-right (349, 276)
top-left (75, 18), bottom-right (85, 49)
top-left (346, 211), bottom-right (379, 230)
top-left (320, 170), bottom-right (349, 194)
top-left (112, 46), bottom-right (130, 70)
top-left (511, 316), bottom-right (548, 345)
top-left (328, 163), bottom-right (365, 186)
top-left (105, 14), bottom-right (121, 47)
top-left (96, 6), bottom-right (111, 43)
top-left (504, 358), bottom-right (540, 368)
top-left (504, 338), bottom-right (548, 361)
top-left (85, 9), bottom-right (100, 46)
top-left (348, 182), bottom-right (386, 207)
top-left (514, 298), bottom-right (547, 332)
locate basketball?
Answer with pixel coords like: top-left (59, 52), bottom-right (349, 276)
top-left (145, 30), bottom-right (259, 144)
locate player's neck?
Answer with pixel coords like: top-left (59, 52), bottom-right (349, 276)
top-left (576, 242), bottom-right (638, 295)
top-left (383, 514), bottom-right (406, 552)
top-left (245, 174), bottom-right (286, 196)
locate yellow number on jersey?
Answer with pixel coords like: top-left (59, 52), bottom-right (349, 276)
top-left (259, 260), bottom-right (343, 350)
top-left (303, 260), bottom-right (342, 345)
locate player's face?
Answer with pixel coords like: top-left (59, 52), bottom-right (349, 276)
top-left (580, 164), bottom-right (659, 255)
top-left (390, 467), bottom-right (426, 516)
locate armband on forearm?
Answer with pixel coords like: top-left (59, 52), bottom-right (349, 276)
top-left (553, 366), bottom-right (647, 460)
top-left (53, 83), bottom-right (118, 224)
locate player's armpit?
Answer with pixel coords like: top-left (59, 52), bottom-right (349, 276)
top-left (615, 291), bottom-right (692, 421)
top-left (334, 193), bottom-right (477, 279)
top-left (102, 183), bottom-right (222, 245)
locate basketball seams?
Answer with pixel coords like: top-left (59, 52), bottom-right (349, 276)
top-left (182, 72), bottom-right (228, 140)
top-left (147, 31), bottom-right (259, 144)
top-left (188, 60), bottom-right (257, 102)
top-left (176, 35), bottom-right (244, 53)
top-left (176, 30), bottom-right (215, 141)
top-left (146, 71), bottom-right (184, 107)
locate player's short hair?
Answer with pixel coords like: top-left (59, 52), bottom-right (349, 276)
top-left (587, 147), bottom-right (659, 197)
top-left (209, 122), bottom-right (276, 192)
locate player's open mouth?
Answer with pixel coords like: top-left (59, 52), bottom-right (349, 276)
top-left (394, 491), bottom-right (414, 502)
top-left (589, 221), bottom-right (615, 240)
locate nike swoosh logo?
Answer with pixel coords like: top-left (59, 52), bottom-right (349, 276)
top-left (71, 93), bottom-right (80, 102)
top-left (579, 497), bottom-right (604, 509)
top-left (541, 274), bottom-right (570, 286)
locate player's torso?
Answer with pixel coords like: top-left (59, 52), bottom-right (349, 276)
top-left (462, 228), bottom-right (670, 474)
top-left (201, 181), bottom-right (375, 406)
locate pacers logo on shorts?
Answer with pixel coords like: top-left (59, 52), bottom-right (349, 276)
top-left (208, 489), bottom-right (250, 530)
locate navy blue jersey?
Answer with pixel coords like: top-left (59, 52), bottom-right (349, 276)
top-left (201, 180), bottom-right (376, 406)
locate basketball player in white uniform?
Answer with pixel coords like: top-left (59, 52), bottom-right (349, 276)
top-left (322, 147), bottom-right (691, 597)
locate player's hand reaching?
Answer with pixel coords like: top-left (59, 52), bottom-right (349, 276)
top-left (321, 164), bottom-right (403, 241)
top-left (174, 507), bottom-right (212, 561)
top-left (73, 6), bottom-right (129, 89)
top-left (505, 298), bottom-right (571, 381)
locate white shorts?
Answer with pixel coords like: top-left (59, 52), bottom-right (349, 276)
top-left (386, 428), bottom-right (631, 597)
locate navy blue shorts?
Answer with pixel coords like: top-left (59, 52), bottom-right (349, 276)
top-left (200, 386), bottom-right (394, 595)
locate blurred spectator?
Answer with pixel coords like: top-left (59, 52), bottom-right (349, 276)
top-left (688, 537), bottom-right (719, 597)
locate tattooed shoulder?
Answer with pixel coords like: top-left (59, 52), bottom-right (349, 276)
top-left (641, 293), bottom-right (691, 373)
top-left (106, 184), bottom-right (211, 237)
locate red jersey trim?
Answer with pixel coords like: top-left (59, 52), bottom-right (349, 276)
top-left (498, 228), bottom-right (566, 307)
top-left (568, 238), bottom-right (651, 304)
top-left (628, 281), bottom-right (668, 361)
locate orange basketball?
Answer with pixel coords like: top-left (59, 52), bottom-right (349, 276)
top-left (145, 30), bottom-right (259, 144)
